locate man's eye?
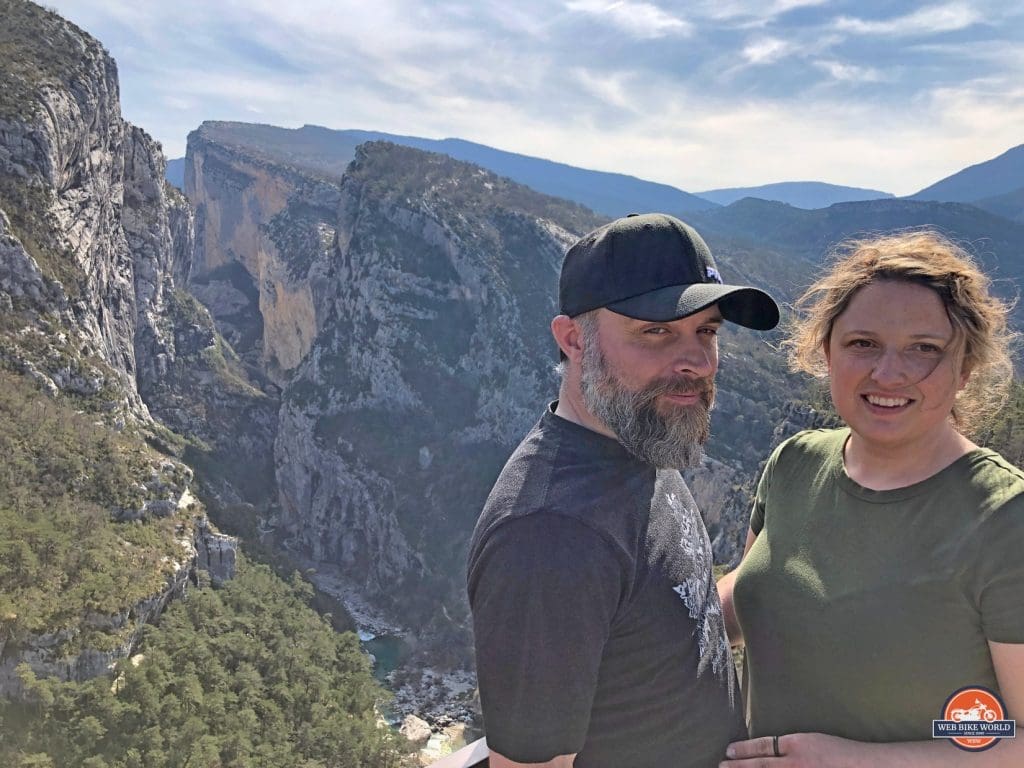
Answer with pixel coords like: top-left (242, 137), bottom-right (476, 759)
top-left (643, 327), bottom-right (668, 335)
top-left (699, 327), bottom-right (719, 336)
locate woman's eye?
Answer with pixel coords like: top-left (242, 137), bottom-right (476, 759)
top-left (849, 339), bottom-right (874, 349)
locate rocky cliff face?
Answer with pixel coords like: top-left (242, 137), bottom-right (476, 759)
top-left (272, 144), bottom-right (600, 620)
top-left (184, 133), bottom-right (605, 622)
top-left (186, 129), bottom-right (339, 382)
top-left (0, 0), bottom-right (241, 693)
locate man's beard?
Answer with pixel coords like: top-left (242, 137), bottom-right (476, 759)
top-left (580, 340), bottom-right (714, 469)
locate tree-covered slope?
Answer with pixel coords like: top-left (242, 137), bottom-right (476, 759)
top-left (1, 558), bottom-right (405, 768)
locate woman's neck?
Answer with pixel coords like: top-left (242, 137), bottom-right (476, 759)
top-left (843, 424), bottom-right (978, 491)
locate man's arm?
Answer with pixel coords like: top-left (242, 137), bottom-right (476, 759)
top-left (717, 528), bottom-right (756, 646)
top-left (468, 515), bottom-right (621, 764)
top-left (720, 641), bottom-right (1024, 767)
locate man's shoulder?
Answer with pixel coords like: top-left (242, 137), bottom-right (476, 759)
top-left (469, 409), bottom-right (650, 569)
top-left (482, 409), bottom-right (641, 520)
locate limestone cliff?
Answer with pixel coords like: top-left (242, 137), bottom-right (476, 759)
top-left (0, 0), bottom-right (241, 694)
top-left (186, 127), bottom-right (338, 382)
top-left (272, 144), bottom-right (601, 619)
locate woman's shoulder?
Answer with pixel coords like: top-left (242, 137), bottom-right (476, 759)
top-left (773, 427), bottom-right (848, 461)
top-left (961, 447), bottom-right (1024, 513)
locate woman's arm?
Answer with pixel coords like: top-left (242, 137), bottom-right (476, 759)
top-left (717, 528), bottom-right (756, 646)
top-left (720, 641), bottom-right (1024, 767)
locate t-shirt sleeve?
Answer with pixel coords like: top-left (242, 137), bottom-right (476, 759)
top-left (975, 495), bottom-right (1024, 643)
top-left (467, 514), bottom-right (623, 763)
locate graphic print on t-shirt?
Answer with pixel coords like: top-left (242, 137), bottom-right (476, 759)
top-left (667, 491), bottom-right (736, 705)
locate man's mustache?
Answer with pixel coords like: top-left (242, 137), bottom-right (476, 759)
top-left (643, 376), bottom-right (715, 399)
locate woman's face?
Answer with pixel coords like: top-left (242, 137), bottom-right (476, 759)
top-left (825, 280), bottom-right (970, 452)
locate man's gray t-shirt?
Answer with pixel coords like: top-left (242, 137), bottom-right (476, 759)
top-left (467, 406), bottom-right (745, 767)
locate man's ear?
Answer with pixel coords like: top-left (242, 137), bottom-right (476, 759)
top-left (552, 314), bottom-right (585, 363)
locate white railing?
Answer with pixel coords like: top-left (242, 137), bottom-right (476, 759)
top-left (424, 737), bottom-right (489, 767)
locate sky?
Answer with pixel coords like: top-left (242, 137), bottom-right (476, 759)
top-left (46, 0), bottom-right (1024, 196)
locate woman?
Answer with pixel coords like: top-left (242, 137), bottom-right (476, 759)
top-left (718, 231), bottom-right (1024, 766)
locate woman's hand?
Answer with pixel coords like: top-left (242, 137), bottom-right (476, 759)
top-left (720, 733), bottom-right (865, 768)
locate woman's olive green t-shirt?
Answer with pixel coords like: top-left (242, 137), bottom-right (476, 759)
top-left (733, 428), bottom-right (1024, 742)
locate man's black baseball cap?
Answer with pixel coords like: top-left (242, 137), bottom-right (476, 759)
top-left (559, 213), bottom-right (779, 330)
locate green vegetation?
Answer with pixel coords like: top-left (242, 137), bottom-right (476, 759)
top-left (0, 369), bottom-right (184, 643)
top-left (0, 558), bottom-right (407, 768)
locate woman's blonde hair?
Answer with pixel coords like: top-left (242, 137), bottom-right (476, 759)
top-left (788, 230), bottom-right (1015, 435)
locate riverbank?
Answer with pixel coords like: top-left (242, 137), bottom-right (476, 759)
top-left (299, 559), bottom-right (480, 733)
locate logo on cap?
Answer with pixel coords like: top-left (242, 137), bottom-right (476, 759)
top-left (706, 267), bottom-right (723, 284)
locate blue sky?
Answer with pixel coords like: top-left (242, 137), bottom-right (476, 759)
top-left (47, 0), bottom-right (1024, 196)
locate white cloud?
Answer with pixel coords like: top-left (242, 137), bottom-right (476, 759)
top-left (742, 37), bottom-right (796, 65)
top-left (814, 60), bottom-right (885, 83)
top-left (835, 3), bottom-right (982, 36)
top-left (699, 0), bottom-right (828, 23)
top-left (571, 68), bottom-right (637, 110)
top-left (564, 0), bottom-right (693, 38)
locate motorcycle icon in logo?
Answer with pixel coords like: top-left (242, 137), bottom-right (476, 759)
top-left (950, 699), bottom-right (999, 723)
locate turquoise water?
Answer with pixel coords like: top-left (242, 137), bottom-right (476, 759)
top-left (362, 635), bottom-right (407, 681)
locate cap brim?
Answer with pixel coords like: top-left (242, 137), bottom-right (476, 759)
top-left (606, 283), bottom-right (780, 330)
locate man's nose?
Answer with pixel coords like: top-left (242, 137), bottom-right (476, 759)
top-left (671, 336), bottom-right (717, 377)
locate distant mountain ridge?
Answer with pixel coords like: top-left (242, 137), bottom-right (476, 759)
top-left (689, 196), bottom-right (1024, 324)
top-left (909, 144), bottom-right (1024, 203)
top-left (174, 121), bottom-right (718, 218)
top-left (907, 143), bottom-right (1024, 222)
top-left (696, 181), bottom-right (893, 209)
top-left (168, 123), bottom-right (1024, 223)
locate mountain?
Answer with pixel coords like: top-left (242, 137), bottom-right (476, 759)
top-left (973, 187), bottom-right (1024, 224)
top-left (909, 144), bottom-right (1024, 203)
top-left (165, 156), bottom-right (185, 189)
top-left (696, 181), bottom-right (893, 209)
top-left (183, 121), bottom-right (719, 218)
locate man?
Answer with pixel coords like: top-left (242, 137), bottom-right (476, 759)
top-left (466, 213), bottom-right (779, 768)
